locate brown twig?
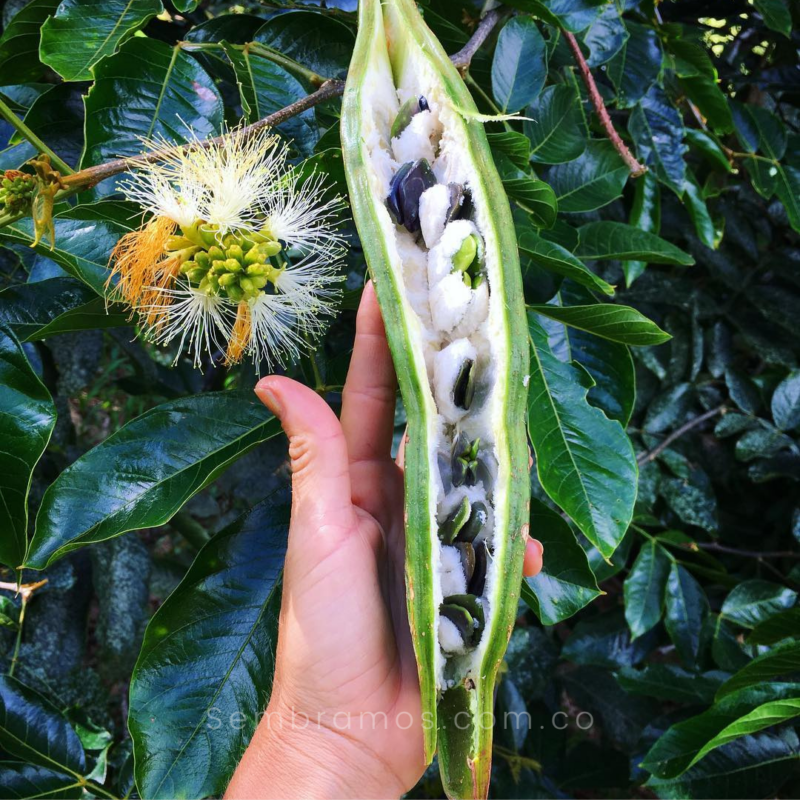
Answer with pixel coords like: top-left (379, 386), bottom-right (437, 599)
top-left (694, 542), bottom-right (800, 560)
top-left (637, 405), bottom-right (726, 466)
top-left (563, 30), bottom-right (647, 177)
top-left (0, 578), bottom-right (48, 601)
top-left (451, 8), bottom-right (506, 73)
top-left (61, 79), bottom-right (346, 190)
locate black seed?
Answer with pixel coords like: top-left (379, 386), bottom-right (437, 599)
top-left (386, 159), bottom-right (436, 233)
top-left (452, 457), bottom-right (468, 488)
top-left (418, 95), bottom-right (429, 112)
top-left (456, 501), bottom-right (488, 543)
top-left (440, 496), bottom-right (470, 544)
top-left (455, 542), bottom-right (475, 584)
top-left (440, 604), bottom-right (473, 643)
top-left (468, 541), bottom-right (487, 596)
top-left (445, 183), bottom-right (465, 223)
top-left (443, 594), bottom-right (485, 643)
top-left (453, 358), bottom-right (476, 411)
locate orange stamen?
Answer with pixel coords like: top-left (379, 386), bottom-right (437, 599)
top-left (142, 257), bottom-right (183, 327)
top-left (107, 216), bottom-right (177, 306)
top-left (226, 301), bottom-right (252, 365)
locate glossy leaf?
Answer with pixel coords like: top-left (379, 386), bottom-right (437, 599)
top-left (772, 370), bottom-right (800, 430)
top-left (617, 664), bottom-right (726, 705)
top-left (642, 682), bottom-right (800, 779)
top-left (502, 0), bottom-right (605, 34)
top-left (529, 303), bottom-right (671, 347)
top-left (528, 313), bottom-right (637, 558)
top-left (0, 0), bottom-right (60, 85)
top-left (754, 0), bottom-right (792, 36)
top-left (575, 221), bottom-right (694, 265)
top-left (747, 608), bottom-right (800, 646)
top-left (628, 84), bottom-right (687, 195)
top-left (582, 4), bottom-right (628, 67)
top-left (544, 141), bottom-right (629, 213)
top-left (0, 325), bottom-right (56, 571)
top-left (521, 498), bottom-right (601, 625)
top-left (40, 0), bottom-right (163, 82)
top-left (525, 83), bottom-right (587, 165)
top-left (625, 171), bottom-right (661, 285)
top-left (721, 579), bottom-right (798, 629)
top-left (518, 229), bottom-right (614, 296)
top-left (717, 639), bottom-right (800, 698)
top-left (253, 10), bottom-right (355, 80)
top-left (502, 174), bottom-right (558, 228)
top-left (0, 676), bottom-right (85, 776)
top-left (492, 16), bottom-right (547, 113)
top-left (562, 610), bottom-right (654, 670)
top-left (130, 498), bottom-right (289, 799)
top-left (223, 44), bottom-right (318, 155)
top-left (665, 562), bottom-right (709, 668)
top-left (0, 278), bottom-right (127, 341)
top-left (82, 37), bottom-right (223, 197)
top-left (0, 201), bottom-right (136, 293)
top-left (0, 762), bottom-right (82, 799)
top-left (623, 539), bottom-right (671, 639)
top-left (26, 392), bottom-right (281, 569)
top-left (607, 21), bottom-right (662, 108)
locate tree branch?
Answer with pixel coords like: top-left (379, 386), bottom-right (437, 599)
top-left (451, 8), bottom-right (506, 73)
top-left (563, 30), bottom-right (647, 177)
top-left (637, 405), bottom-right (726, 466)
top-left (694, 542), bottom-right (800, 560)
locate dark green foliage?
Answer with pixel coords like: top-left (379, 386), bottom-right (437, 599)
top-left (0, 0), bottom-right (798, 798)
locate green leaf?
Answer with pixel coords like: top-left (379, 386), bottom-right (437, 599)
top-left (503, 174), bottom-right (558, 228)
top-left (517, 228), bottom-right (615, 296)
top-left (735, 426), bottom-right (794, 462)
top-left (660, 470), bottom-right (718, 533)
top-left (26, 391), bottom-right (282, 569)
top-left (0, 0), bottom-right (60, 85)
top-left (0, 278), bottom-right (127, 341)
top-left (253, 11), bottom-right (355, 81)
top-left (623, 539), bottom-right (671, 639)
top-left (582, 4), bottom-right (628, 67)
top-left (576, 221), bottom-right (694, 266)
top-left (0, 762), bottom-right (82, 799)
top-left (665, 562), bottom-right (709, 668)
top-left (130, 498), bottom-right (288, 799)
top-left (748, 608), bottom-right (800, 646)
top-left (0, 675), bottom-right (85, 776)
top-left (685, 129), bottom-right (732, 173)
top-left (625, 171), bottom-right (661, 285)
top-left (683, 171), bottom-right (717, 249)
top-left (647, 728), bottom-right (800, 798)
top-left (223, 44), bottom-right (318, 156)
top-left (492, 15), bottom-right (547, 113)
top-left (548, 283), bottom-right (635, 425)
top-left (82, 37), bottom-right (223, 197)
top-left (528, 313), bottom-right (637, 558)
top-left (717, 639), bottom-right (800, 699)
top-left (607, 21), bottom-right (662, 108)
top-left (753, 0), bottom-right (792, 36)
top-left (529, 303), bottom-right (671, 346)
top-left (617, 664), bottom-right (727, 705)
top-left (487, 131), bottom-right (531, 171)
top-left (0, 201), bottom-right (136, 294)
top-left (521, 498), bottom-right (601, 625)
top-left (774, 164), bottom-right (800, 233)
top-left (628, 84), bottom-right (687, 195)
top-left (0, 325), bottom-right (56, 571)
top-left (40, 0), bottom-right (162, 82)
top-left (688, 698), bottom-right (800, 773)
top-left (721, 580), bottom-right (798, 629)
top-left (681, 75), bottom-right (734, 136)
top-left (642, 682), bottom-right (800, 779)
top-left (525, 83), bottom-right (587, 165)
top-left (562, 610), bottom-right (654, 670)
top-left (502, 0), bottom-right (606, 33)
top-left (772, 370), bottom-right (800, 430)
top-left (544, 141), bottom-right (629, 213)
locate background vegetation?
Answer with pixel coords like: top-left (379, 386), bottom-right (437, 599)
top-left (0, 0), bottom-right (799, 797)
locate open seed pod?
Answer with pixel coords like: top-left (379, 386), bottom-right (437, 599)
top-left (342, 1), bottom-right (530, 796)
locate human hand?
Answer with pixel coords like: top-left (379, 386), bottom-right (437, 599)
top-left (226, 283), bottom-right (543, 799)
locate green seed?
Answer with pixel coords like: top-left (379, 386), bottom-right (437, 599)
top-left (451, 234), bottom-right (478, 274)
top-left (440, 496), bottom-right (470, 544)
top-left (391, 97), bottom-right (419, 139)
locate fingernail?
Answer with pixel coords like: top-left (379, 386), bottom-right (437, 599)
top-left (255, 379), bottom-right (283, 418)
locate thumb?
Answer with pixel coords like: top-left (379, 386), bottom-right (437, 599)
top-left (255, 376), bottom-right (353, 535)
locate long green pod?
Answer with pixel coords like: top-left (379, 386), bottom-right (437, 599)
top-left (341, 2), bottom-right (530, 797)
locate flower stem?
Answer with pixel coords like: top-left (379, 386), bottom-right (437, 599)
top-left (246, 43), bottom-right (328, 87)
top-left (0, 96), bottom-right (75, 176)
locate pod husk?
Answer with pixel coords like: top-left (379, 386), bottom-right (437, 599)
top-left (341, 2), bottom-right (530, 797)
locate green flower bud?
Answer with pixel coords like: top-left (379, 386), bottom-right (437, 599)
top-left (226, 244), bottom-right (244, 262)
top-left (226, 285), bottom-right (244, 302)
top-left (193, 251), bottom-right (210, 269)
top-left (218, 272), bottom-right (238, 287)
top-left (207, 246), bottom-right (225, 261)
top-left (225, 258), bottom-right (242, 273)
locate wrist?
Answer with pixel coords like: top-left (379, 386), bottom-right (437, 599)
top-left (226, 698), bottom-right (404, 799)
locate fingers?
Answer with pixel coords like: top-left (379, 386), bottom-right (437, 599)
top-left (255, 376), bottom-right (353, 533)
top-left (340, 282), bottom-right (398, 467)
top-left (522, 538), bottom-right (544, 578)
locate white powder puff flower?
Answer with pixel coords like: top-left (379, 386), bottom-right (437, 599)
top-left (108, 127), bottom-right (347, 371)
